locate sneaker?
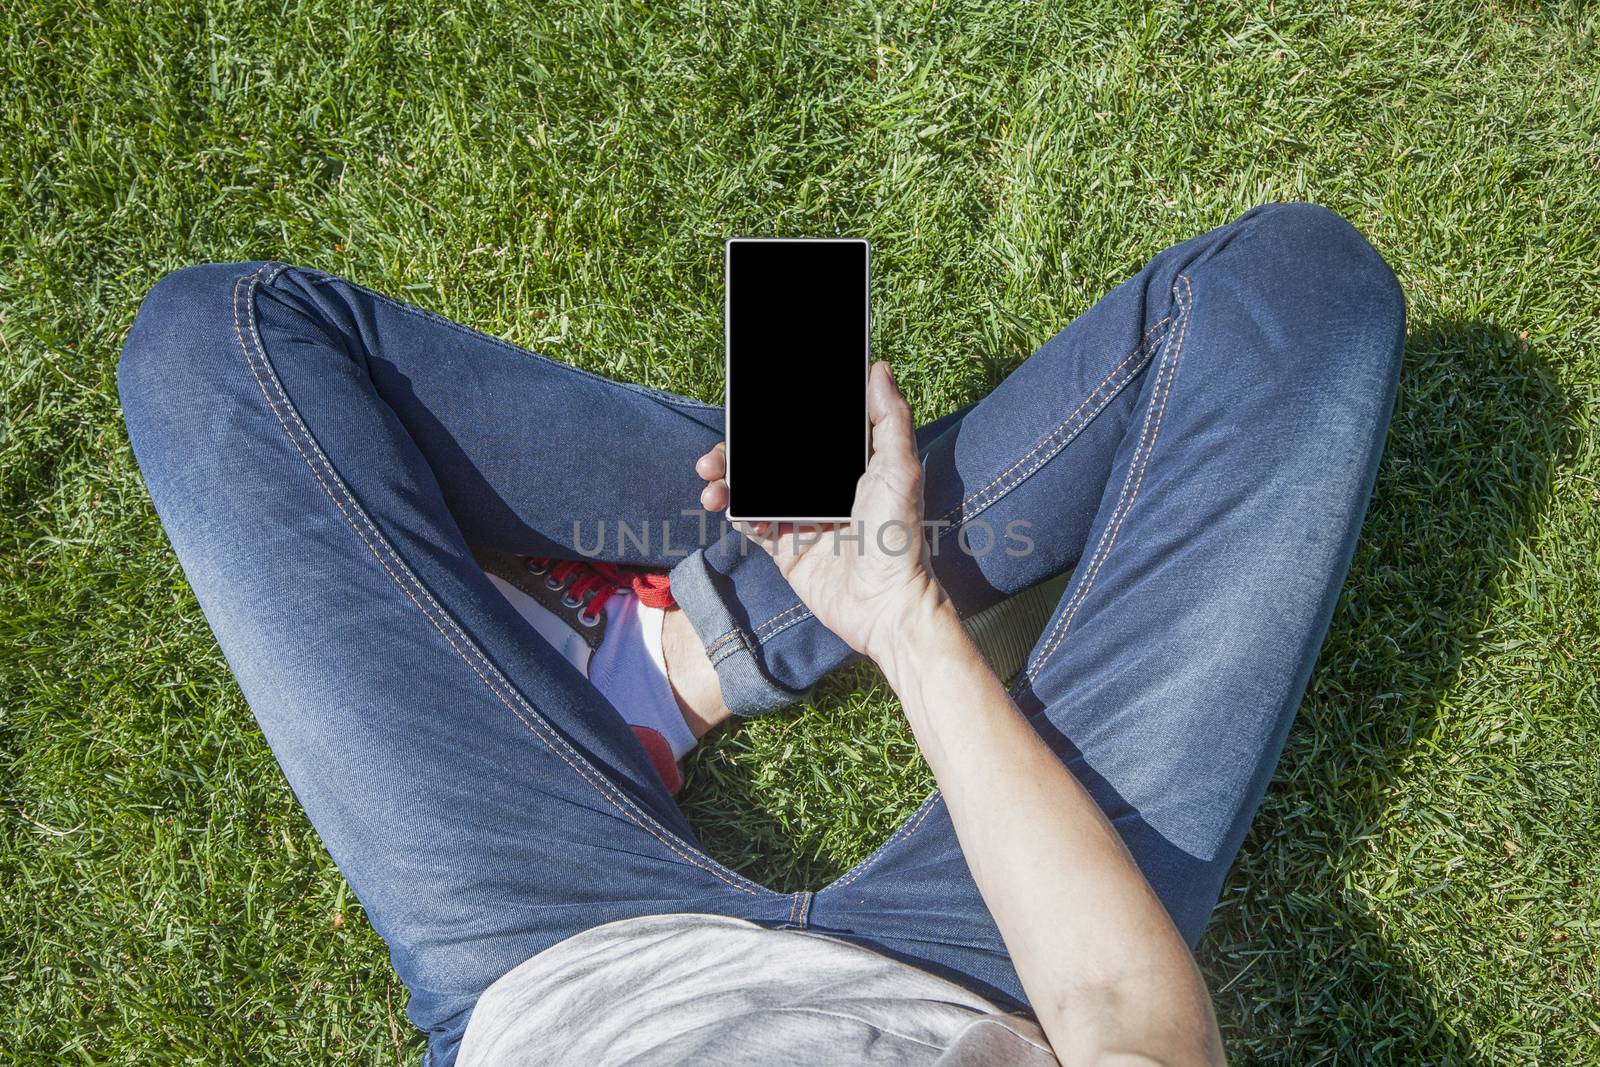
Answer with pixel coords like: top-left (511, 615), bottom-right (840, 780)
top-left (473, 549), bottom-right (690, 795)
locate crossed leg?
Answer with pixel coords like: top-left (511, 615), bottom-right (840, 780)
top-left (805, 204), bottom-right (1403, 1004)
top-left (120, 202), bottom-right (1402, 1063)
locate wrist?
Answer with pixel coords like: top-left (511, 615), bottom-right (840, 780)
top-left (866, 577), bottom-right (964, 687)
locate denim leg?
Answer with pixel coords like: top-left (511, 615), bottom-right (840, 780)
top-left (117, 263), bottom-right (798, 1066)
top-left (682, 203), bottom-right (1335, 711)
top-left (804, 204), bottom-right (1406, 1008)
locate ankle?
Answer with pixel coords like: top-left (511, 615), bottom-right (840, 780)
top-left (660, 607), bottom-right (734, 738)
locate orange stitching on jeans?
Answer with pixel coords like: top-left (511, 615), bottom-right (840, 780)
top-left (238, 270), bottom-right (763, 894)
top-left (1025, 278), bottom-right (1192, 680)
top-left (231, 265), bottom-right (766, 897)
top-left (709, 629), bottom-right (757, 667)
top-left (721, 317), bottom-right (1179, 669)
top-left (828, 792), bottom-right (943, 891)
top-left (704, 628), bottom-right (742, 657)
top-left (702, 600), bottom-right (815, 671)
top-left (755, 609), bottom-right (813, 645)
top-left (935, 313), bottom-right (1174, 528)
top-left (932, 343), bottom-right (1158, 541)
top-left (936, 316), bottom-right (1171, 530)
top-left (1025, 276), bottom-right (1195, 683)
top-left (753, 601), bottom-right (809, 636)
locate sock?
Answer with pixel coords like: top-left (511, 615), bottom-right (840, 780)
top-left (587, 595), bottom-right (698, 762)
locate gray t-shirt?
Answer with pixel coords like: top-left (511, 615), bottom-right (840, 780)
top-left (458, 913), bottom-right (1058, 1066)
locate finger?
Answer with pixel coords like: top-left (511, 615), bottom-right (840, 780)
top-left (695, 442), bottom-right (727, 481)
top-left (700, 479), bottom-right (729, 513)
top-left (867, 361), bottom-right (918, 472)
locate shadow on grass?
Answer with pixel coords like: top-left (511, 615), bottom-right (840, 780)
top-left (685, 316), bottom-right (1574, 1064)
top-left (1198, 316), bottom-right (1575, 1064)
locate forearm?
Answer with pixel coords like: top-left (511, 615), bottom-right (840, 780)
top-left (874, 588), bottom-right (1225, 1067)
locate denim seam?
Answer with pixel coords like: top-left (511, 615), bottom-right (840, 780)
top-left (754, 609), bottom-right (813, 645)
top-left (706, 601), bottom-right (814, 660)
top-left (1023, 275), bottom-right (1195, 683)
top-left (753, 601), bottom-right (810, 637)
top-left (826, 792), bottom-right (943, 891)
top-left (338, 278), bottom-right (720, 413)
top-left (733, 318), bottom-right (1179, 661)
top-left (699, 590), bottom-right (815, 672)
top-left (697, 581), bottom-right (806, 659)
top-left (710, 628), bottom-right (756, 667)
top-left (934, 313), bottom-right (1174, 535)
top-left (806, 306), bottom-right (1190, 897)
top-left (232, 264), bottom-right (771, 899)
top-left (713, 313), bottom-right (1177, 652)
top-left (797, 889), bottom-right (814, 927)
top-left (705, 626), bottom-right (745, 658)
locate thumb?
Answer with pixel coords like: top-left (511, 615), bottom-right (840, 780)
top-left (868, 361), bottom-right (916, 469)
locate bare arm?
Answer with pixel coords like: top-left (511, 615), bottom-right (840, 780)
top-left (696, 362), bottom-right (1225, 1066)
top-left (877, 589), bottom-right (1224, 1067)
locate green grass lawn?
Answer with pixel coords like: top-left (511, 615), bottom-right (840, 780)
top-left (3, 0), bottom-right (1598, 1062)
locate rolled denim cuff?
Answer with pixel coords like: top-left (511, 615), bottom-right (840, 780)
top-left (668, 549), bottom-right (809, 715)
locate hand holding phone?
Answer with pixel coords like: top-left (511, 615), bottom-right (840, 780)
top-left (724, 237), bottom-right (870, 522)
top-left (696, 361), bottom-right (940, 662)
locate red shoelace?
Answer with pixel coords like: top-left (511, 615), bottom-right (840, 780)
top-left (530, 557), bottom-right (675, 623)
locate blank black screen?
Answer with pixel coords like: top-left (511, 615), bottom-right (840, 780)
top-left (726, 239), bottom-right (868, 520)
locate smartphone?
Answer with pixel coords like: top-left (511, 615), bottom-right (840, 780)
top-left (724, 237), bottom-right (870, 522)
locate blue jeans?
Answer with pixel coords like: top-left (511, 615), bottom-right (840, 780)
top-left (118, 203), bottom-right (1403, 1065)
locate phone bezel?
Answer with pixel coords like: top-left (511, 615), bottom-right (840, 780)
top-left (723, 236), bottom-right (871, 524)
